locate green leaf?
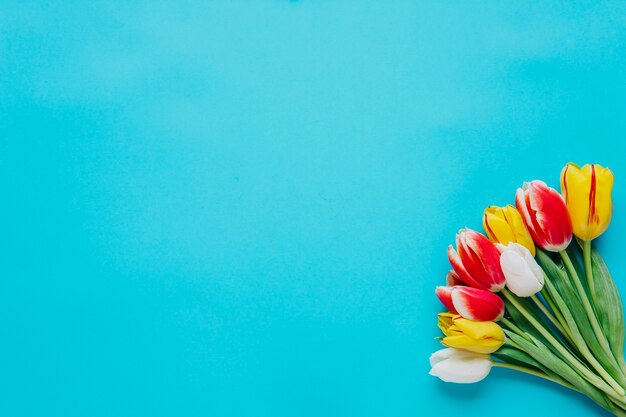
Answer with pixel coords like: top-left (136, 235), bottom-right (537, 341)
top-left (566, 244), bottom-right (588, 293)
top-left (590, 246), bottom-right (626, 363)
top-left (493, 346), bottom-right (543, 370)
top-left (496, 338), bottom-right (571, 387)
top-left (536, 249), bottom-right (626, 386)
top-left (506, 331), bottom-right (614, 412)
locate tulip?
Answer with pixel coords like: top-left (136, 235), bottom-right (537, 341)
top-left (435, 286), bottom-right (504, 321)
top-left (429, 347), bottom-right (492, 383)
top-left (483, 205), bottom-right (535, 256)
top-left (438, 312), bottom-right (505, 354)
top-left (560, 163), bottom-right (614, 241)
top-left (447, 229), bottom-right (506, 292)
top-left (446, 270), bottom-right (463, 287)
top-left (515, 180), bottom-right (573, 252)
top-left (498, 242), bottom-right (544, 297)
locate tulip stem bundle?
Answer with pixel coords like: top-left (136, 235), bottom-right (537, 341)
top-left (502, 287), bottom-right (622, 397)
top-left (430, 163), bottom-right (626, 416)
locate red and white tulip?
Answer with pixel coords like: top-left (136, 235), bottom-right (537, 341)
top-left (435, 286), bottom-right (504, 321)
top-left (515, 180), bottom-right (573, 252)
top-left (447, 228), bottom-right (506, 292)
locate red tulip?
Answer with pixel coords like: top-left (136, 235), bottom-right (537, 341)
top-left (447, 229), bottom-right (505, 292)
top-left (435, 286), bottom-right (504, 321)
top-left (515, 180), bottom-right (573, 252)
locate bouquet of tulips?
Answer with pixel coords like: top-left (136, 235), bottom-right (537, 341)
top-left (429, 163), bottom-right (626, 416)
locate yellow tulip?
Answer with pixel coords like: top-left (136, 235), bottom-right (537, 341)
top-left (483, 205), bottom-right (536, 256)
top-left (438, 312), bottom-right (504, 354)
top-left (560, 163), bottom-right (614, 241)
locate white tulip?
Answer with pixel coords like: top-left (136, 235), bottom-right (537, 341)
top-left (498, 242), bottom-right (544, 297)
top-left (429, 348), bottom-right (492, 383)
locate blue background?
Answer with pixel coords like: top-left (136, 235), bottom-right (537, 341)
top-left (2, 1), bottom-right (626, 416)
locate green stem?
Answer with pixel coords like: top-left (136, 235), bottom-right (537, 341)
top-left (530, 294), bottom-right (571, 341)
top-left (541, 287), bottom-right (572, 337)
top-left (500, 316), bottom-right (530, 341)
top-left (502, 288), bottom-right (624, 396)
top-left (492, 361), bottom-right (575, 390)
top-left (583, 240), bottom-right (597, 305)
top-left (560, 250), bottom-right (617, 365)
top-left (610, 399), bottom-right (626, 416)
top-left (611, 399), bottom-right (626, 416)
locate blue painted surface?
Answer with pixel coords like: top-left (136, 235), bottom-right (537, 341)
top-left (2, 2), bottom-right (626, 416)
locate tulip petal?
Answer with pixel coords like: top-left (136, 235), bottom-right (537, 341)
top-left (442, 334), bottom-right (503, 354)
top-left (451, 316), bottom-right (505, 342)
top-left (451, 286), bottom-right (504, 321)
top-left (446, 270), bottom-right (463, 286)
top-left (561, 163), bottom-right (614, 240)
top-left (429, 347), bottom-right (455, 367)
top-left (435, 286), bottom-right (458, 313)
top-left (516, 181), bottom-right (572, 252)
top-left (429, 361), bottom-right (488, 383)
top-left (528, 181), bottom-right (572, 251)
top-left (484, 208), bottom-right (516, 245)
top-left (448, 245), bottom-right (485, 289)
top-left (503, 205), bottom-right (536, 256)
top-left (429, 348), bottom-right (492, 383)
top-left (500, 248), bottom-right (543, 297)
top-left (437, 312), bottom-right (456, 335)
top-left (484, 205), bottom-right (536, 256)
top-left (460, 230), bottom-right (505, 292)
top-left (522, 248), bottom-right (544, 285)
top-left (515, 187), bottom-right (540, 242)
top-left (437, 315), bottom-right (505, 354)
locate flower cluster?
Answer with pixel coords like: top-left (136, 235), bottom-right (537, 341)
top-left (429, 163), bottom-right (626, 416)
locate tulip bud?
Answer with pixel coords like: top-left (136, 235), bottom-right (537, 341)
top-left (447, 229), bottom-right (505, 292)
top-left (429, 348), bottom-right (492, 384)
top-left (498, 242), bottom-right (544, 297)
top-left (435, 286), bottom-right (504, 321)
top-left (483, 205), bottom-right (535, 256)
top-left (561, 162), bottom-right (614, 241)
top-left (515, 180), bottom-right (573, 252)
top-left (438, 312), bottom-right (505, 354)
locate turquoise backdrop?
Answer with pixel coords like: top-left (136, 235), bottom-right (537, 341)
top-left (2, 1), bottom-right (626, 416)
